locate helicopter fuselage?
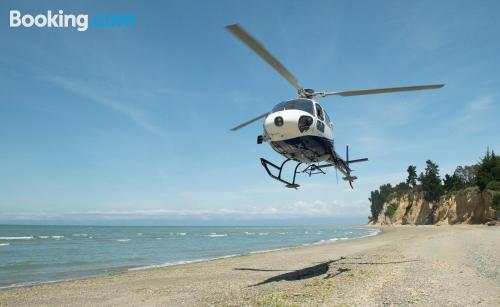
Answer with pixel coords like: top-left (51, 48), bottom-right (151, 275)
top-left (263, 99), bottom-right (334, 163)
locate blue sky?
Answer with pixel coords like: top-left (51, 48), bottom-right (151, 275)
top-left (1, 0), bottom-right (499, 225)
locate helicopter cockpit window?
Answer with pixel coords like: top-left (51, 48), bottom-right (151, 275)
top-left (271, 99), bottom-right (314, 115)
top-left (316, 104), bottom-right (324, 121)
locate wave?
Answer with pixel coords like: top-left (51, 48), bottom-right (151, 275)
top-left (0, 243), bottom-right (10, 246)
top-left (258, 233), bottom-right (268, 236)
top-left (72, 234), bottom-right (88, 237)
top-left (0, 277), bottom-right (80, 290)
top-left (116, 239), bottom-right (131, 242)
top-left (207, 233), bottom-right (227, 237)
top-left (51, 236), bottom-right (64, 240)
top-left (128, 254), bottom-right (241, 272)
top-left (0, 236), bottom-right (33, 240)
top-left (38, 236), bottom-right (49, 239)
top-left (244, 232), bottom-right (255, 235)
top-left (312, 229), bottom-right (381, 245)
top-left (176, 232), bottom-right (187, 236)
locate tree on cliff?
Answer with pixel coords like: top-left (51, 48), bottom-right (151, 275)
top-left (406, 165), bottom-right (418, 188)
top-left (454, 165), bottom-right (476, 187)
top-left (443, 173), bottom-right (461, 192)
top-left (475, 149), bottom-right (500, 191)
top-left (369, 183), bottom-right (392, 220)
top-left (419, 160), bottom-right (444, 202)
top-left (443, 165), bottom-right (476, 192)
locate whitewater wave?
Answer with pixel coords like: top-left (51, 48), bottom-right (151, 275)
top-left (207, 233), bottom-right (227, 237)
top-left (176, 232), bottom-right (187, 236)
top-left (258, 233), bottom-right (268, 236)
top-left (312, 229), bottom-right (380, 245)
top-left (51, 236), bottom-right (64, 240)
top-left (244, 232), bottom-right (255, 235)
top-left (128, 254), bottom-right (241, 272)
top-left (0, 236), bottom-right (33, 240)
top-left (72, 234), bottom-right (88, 237)
top-left (116, 239), bottom-right (131, 242)
top-left (0, 243), bottom-right (10, 246)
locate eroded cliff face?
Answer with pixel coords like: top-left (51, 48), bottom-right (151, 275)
top-left (372, 188), bottom-right (495, 225)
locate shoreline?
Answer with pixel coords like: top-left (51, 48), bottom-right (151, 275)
top-left (0, 226), bottom-right (381, 290)
top-left (2, 225), bottom-right (498, 306)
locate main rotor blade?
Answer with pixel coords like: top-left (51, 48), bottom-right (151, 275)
top-left (226, 24), bottom-right (302, 91)
top-left (230, 112), bottom-right (269, 131)
top-left (321, 84), bottom-right (445, 97)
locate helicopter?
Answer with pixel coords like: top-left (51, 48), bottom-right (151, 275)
top-left (226, 24), bottom-right (444, 189)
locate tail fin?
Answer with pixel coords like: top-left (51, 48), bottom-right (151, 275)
top-left (343, 145), bottom-right (368, 189)
top-left (345, 144), bottom-right (368, 165)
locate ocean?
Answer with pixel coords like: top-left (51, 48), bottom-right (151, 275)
top-left (0, 225), bottom-right (379, 288)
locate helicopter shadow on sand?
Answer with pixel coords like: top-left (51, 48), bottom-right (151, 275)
top-left (234, 256), bottom-right (419, 287)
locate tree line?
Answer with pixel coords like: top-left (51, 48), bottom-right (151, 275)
top-left (369, 149), bottom-right (500, 221)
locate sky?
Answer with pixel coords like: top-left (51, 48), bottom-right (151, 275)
top-left (1, 0), bottom-right (499, 225)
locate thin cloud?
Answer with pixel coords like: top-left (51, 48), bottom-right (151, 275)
top-left (39, 74), bottom-right (163, 136)
top-left (465, 95), bottom-right (493, 113)
top-left (452, 95), bottom-right (496, 135)
top-left (0, 199), bottom-right (368, 221)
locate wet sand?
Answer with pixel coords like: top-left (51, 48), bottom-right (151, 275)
top-left (1, 225), bottom-right (499, 306)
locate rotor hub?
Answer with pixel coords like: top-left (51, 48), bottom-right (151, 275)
top-left (299, 88), bottom-right (316, 98)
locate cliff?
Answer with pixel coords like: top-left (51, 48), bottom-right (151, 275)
top-left (370, 187), bottom-right (496, 225)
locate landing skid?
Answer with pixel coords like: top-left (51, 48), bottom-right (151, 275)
top-left (260, 158), bottom-right (335, 189)
top-left (260, 158), bottom-right (302, 189)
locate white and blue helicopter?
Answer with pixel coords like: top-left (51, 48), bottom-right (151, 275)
top-left (227, 24), bottom-right (444, 189)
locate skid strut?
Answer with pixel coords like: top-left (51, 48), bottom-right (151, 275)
top-left (260, 158), bottom-right (302, 189)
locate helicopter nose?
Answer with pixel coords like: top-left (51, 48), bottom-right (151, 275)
top-left (264, 113), bottom-right (298, 139)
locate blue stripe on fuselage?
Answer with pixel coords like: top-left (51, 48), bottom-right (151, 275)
top-left (270, 136), bottom-right (334, 163)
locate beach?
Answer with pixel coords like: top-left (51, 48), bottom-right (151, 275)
top-left (1, 225), bottom-right (499, 306)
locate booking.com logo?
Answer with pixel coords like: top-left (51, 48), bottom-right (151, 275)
top-left (9, 10), bottom-right (136, 32)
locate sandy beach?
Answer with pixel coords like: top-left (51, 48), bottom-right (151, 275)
top-left (1, 225), bottom-right (499, 306)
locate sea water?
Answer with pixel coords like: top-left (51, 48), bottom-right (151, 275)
top-left (0, 225), bottom-right (379, 288)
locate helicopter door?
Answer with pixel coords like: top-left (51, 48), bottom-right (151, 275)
top-left (315, 103), bottom-right (325, 133)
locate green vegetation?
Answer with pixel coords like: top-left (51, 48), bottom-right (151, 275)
top-left (492, 194), bottom-right (500, 211)
top-left (475, 149), bottom-right (500, 191)
top-left (369, 184), bottom-right (392, 220)
top-left (406, 165), bottom-right (417, 188)
top-left (487, 180), bottom-right (500, 191)
top-left (418, 160), bottom-right (444, 202)
top-left (369, 149), bottom-right (500, 221)
top-left (385, 202), bottom-right (399, 217)
top-left (443, 165), bottom-right (477, 193)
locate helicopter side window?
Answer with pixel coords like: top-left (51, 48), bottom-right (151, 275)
top-left (316, 104), bottom-right (324, 121)
top-left (325, 111), bottom-right (332, 126)
top-left (316, 121), bottom-right (325, 133)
